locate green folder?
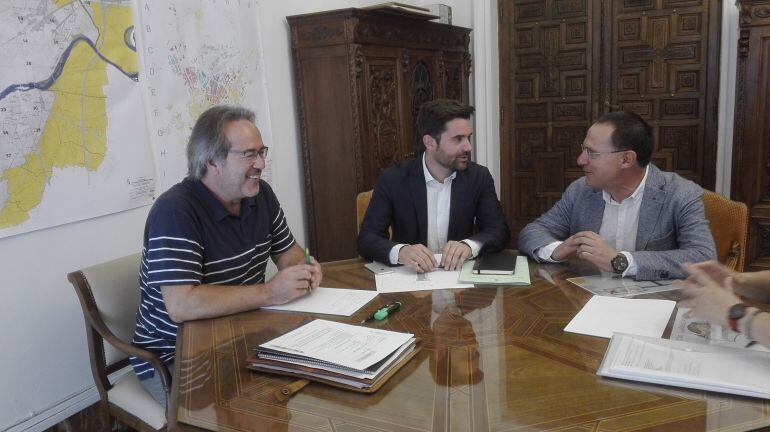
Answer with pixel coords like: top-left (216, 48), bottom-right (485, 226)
top-left (459, 256), bottom-right (531, 285)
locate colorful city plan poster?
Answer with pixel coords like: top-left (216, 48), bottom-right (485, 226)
top-left (135, 0), bottom-right (274, 190)
top-left (0, 0), bottom-right (155, 239)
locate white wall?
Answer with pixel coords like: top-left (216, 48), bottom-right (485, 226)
top-left (1, 209), bottom-right (150, 431)
top-left (717, 1), bottom-right (740, 196)
top-left (467, 1), bottom-right (499, 190)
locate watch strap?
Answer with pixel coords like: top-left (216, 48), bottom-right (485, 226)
top-left (744, 308), bottom-right (763, 340)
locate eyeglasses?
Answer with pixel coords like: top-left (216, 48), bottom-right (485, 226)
top-left (580, 143), bottom-right (625, 159)
top-left (228, 146), bottom-right (269, 161)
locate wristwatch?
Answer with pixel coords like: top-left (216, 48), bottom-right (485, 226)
top-left (610, 253), bottom-right (629, 274)
top-left (727, 303), bottom-right (748, 332)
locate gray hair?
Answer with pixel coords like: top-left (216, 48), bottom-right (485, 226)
top-left (186, 105), bottom-right (256, 179)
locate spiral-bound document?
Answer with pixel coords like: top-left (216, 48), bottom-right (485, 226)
top-left (598, 333), bottom-right (770, 399)
top-left (246, 319), bottom-right (419, 392)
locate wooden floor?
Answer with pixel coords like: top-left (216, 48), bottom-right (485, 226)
top-left (43, 403), bottom-right (134, 432)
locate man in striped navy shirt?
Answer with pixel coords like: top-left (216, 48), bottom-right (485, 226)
top-left (131, 105), bottom-right (322, 406)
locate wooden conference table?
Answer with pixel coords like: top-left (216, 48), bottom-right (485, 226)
top-left (170, 259), bottom-right (770, 431)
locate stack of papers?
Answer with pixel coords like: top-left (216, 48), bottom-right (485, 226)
top-left (598, 333), bottom-right (770, 399)
top-left (247, 319), bottom-right (418, 392)
top-left (372, 254), bottom-right (530, 292)
top-left (361, 2), bottom-right (439, 20)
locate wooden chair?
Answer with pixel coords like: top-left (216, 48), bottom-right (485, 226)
top-left (356, 189), bottom-right (392, 238)
top-left (68, 254), bottom-right (170, 431)
top-left (356, 190), bottom-right (374, 234)
top-left (702, 190), bottom-right (748, 271)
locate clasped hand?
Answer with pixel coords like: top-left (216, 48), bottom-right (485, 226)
top-left (551, 231), bottom-right (617, 272)
top-left (398, 240), bottom-right (471, 273)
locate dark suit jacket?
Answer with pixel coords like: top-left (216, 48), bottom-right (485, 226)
top-left (357, 157), bottom-right (510, 264)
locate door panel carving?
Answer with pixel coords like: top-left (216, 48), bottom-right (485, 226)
top-left (410, 61), bottom-right (434, 154)
top-left (606, 0), bottom-right (719, 185)
top-left (732, 0), bottom-right (770, 270)
top-left (499, 0), bottom-right (721, 246)
top-left (359, 47), bottom-right (405, 190)
top-left (500, 0), bottom-right (597, 239)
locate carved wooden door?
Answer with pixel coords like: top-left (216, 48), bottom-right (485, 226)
top-left (402, 50), bottom-right (441, 158)
top-left (358, 47), bottom-right (464, 189)
top-left (732, 0), bottom-right (770, 270)
top-left (401, 49), bottom-right (471, 157)
top-left (499, 0), bottom-right (721, 246)
top-left (500, 0), bottom-right (600, 237)
top-left (603, 0), bottom-right (721, 186)
top-left (358, 45), bottom-right (410, 191)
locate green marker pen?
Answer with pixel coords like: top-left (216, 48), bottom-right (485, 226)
top-left (361, 301), bottom-right (402, 324)
top-left (304, 247), bottom-right (312, 293)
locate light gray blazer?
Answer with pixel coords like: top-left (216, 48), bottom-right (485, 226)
top-left (518, 164), bottom-right (716, 280)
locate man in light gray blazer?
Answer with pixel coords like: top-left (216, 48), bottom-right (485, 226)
top-left (518, 111), bottom-right (716, 280)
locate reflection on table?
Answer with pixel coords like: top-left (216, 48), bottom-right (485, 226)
top-left (170, 258), bottom-right (770, 431)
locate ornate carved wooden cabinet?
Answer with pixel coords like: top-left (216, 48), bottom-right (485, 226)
top-left (288, 9), bottom-right (470, 261)
top-left (732, 0), bottom-right (770, 270)
top-left (499, 0), bottom-right (722, 245)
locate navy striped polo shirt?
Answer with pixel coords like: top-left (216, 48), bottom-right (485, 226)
top-left (130, 177), bottom-right (295, 379)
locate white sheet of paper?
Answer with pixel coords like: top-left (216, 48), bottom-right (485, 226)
top-left (374, 267), bottom-right (473, 293)
top-left (375, 268), bottom-right (474, 293)
top-left (564, 296), bottom-right (675, 339)
top-left (262, 287), bottom-right (378, 316)
top-left (260, 319), bottom-right (414, 370)
top-left (375, 254), bottom-right (473, 293)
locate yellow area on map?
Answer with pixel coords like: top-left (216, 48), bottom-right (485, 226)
top-left (92, 3), bottom-right (138, 74)
top-left (0, 4), bottom-right (136, 228)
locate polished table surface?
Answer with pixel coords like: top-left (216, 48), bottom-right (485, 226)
top-left (170, 259), bottom-right (770, 431)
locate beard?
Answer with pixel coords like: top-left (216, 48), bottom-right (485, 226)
top-left (437, 150), bottom-right (471, 172)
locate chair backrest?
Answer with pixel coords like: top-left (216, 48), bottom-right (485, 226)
top-left (702, 190), bottom-right (748, 271)
top-left (356, 189), bottom-right (393, 239)
top-left (69, 253), bottom-right (170, 431)
top-left (356, 190), bottom-right (374, 234)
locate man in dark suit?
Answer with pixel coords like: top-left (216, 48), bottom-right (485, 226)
top-left (357, 99), bottom-right (510, 272)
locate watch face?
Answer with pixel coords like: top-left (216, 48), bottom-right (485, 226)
top-left (611, 254), bottom-right (628, 273)
top-left (728, 303), bottom-right (747, 320)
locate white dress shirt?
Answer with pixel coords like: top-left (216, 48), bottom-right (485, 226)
top-left (388, 154), bottom-right (481, 264)
top-left (535, 166), bottom-right (649, 276)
